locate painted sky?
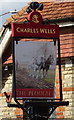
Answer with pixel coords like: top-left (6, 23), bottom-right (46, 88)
top-left (15, 41), bottom-right (56, 68)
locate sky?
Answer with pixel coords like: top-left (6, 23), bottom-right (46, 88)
top-left (0, 0), bottom-right (73, 28)
top-left (0, 0), bottom-right (31, 28)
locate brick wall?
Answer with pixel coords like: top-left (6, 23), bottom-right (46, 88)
top-left (1, 58), bottom-right (74, 119)
top-left (0, 68), bottom-right (16, 119)
top-left (56, 58), bottom-right (74, 119)
top-left (0, 66), bottom-right (24, 119)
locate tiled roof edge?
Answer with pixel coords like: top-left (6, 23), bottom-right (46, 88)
top-left (47, 17), bottom-right (74, 24)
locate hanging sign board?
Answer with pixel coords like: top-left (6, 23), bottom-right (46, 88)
top-left (14, 40), bottom-right (56, 99)
top-left (12, 11), bottom-right (59, 99)
top-left (11, 23), bottom-right (59, 39)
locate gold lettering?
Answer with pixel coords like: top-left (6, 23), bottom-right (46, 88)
top-left (47, 29), bottom-right (51, 33)
top-left (16, 27), bottom-right (20, 32)
top-left (16, 27), bottom-right (55, 34)
top-left (21, 91), bottom-right (25, 96)
top-left (23, 28), bottom-right (28, 32)
top-left (28, 90), bottom-right (50, 96)
top-left (50, 29), bottom-right (53, 33)
top-left (30, 28), bottom-right (33, 33)
top-left (40, 28), bottom-right (45, 33)
top-left (40, 28), bottom-right (55, 34)
top-left (16, 90), bottom-right (51, 97)
top-left (29, 91), bottom-right (33, 96)
top-left (44, 29), bottom-right (47, 33)
top-left (33, 28), bottom-right (35, 33)
top-left (36, 28), bottom-right (39, 33)
top-left (33, 28), bottom-right (39, 33)
top-left (53, 29), bottom-right (56, 33)
top-left (21, 28), bottom-right (26, 32)
top-left (27, 28), bottom-right (31, 33)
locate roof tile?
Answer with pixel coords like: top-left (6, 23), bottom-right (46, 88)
top-left (11, 14), bottom-right (19, 20)
top-left (6, 17), bottom-right (13, 23)
top-left (5, 2), bottom-right (74, 24)
top-left (17, 10), bottom-right (24, 16)
top-left (3, 55), bottom-right (12, 64)
top-left (22, 6), bottom-right (28, 11)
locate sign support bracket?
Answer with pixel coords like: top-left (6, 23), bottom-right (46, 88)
top-left (4, 4), bottom-right (69, 118)
top-left (4, 37), bottom-right (69, 120)
top-left (7, 101), bottom-right (69, 120)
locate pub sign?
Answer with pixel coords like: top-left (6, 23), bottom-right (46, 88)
top-left (11, 10), bottom-right (59, 100)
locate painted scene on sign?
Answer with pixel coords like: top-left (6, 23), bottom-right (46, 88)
top-left (15, 41), bottom-right (56, 89)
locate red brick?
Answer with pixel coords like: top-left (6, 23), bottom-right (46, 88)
top-left (56, 112), bottom-right (63, 116)
top-left (63, 87), bottom-right (74, 91)
top-left (57, 115), bottom-right (64, 119)
top-left (60, 107), bottom-right (65, 111)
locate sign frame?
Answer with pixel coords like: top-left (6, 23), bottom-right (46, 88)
top-left (13, 40), bottom-right (57, 99)
top-left (12, 23), bottom-right (62, 101)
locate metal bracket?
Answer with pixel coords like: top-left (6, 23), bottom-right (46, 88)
top-left (4, 92), bottom-right (12, 103)
top-left (7, 101), bottom-right (69, 120)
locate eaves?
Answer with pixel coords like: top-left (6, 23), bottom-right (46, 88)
top-left (0, 20), bottom-right (74, 59)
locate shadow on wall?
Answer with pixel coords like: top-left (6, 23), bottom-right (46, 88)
top-left (2, 65), bottom-right (12, 91)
